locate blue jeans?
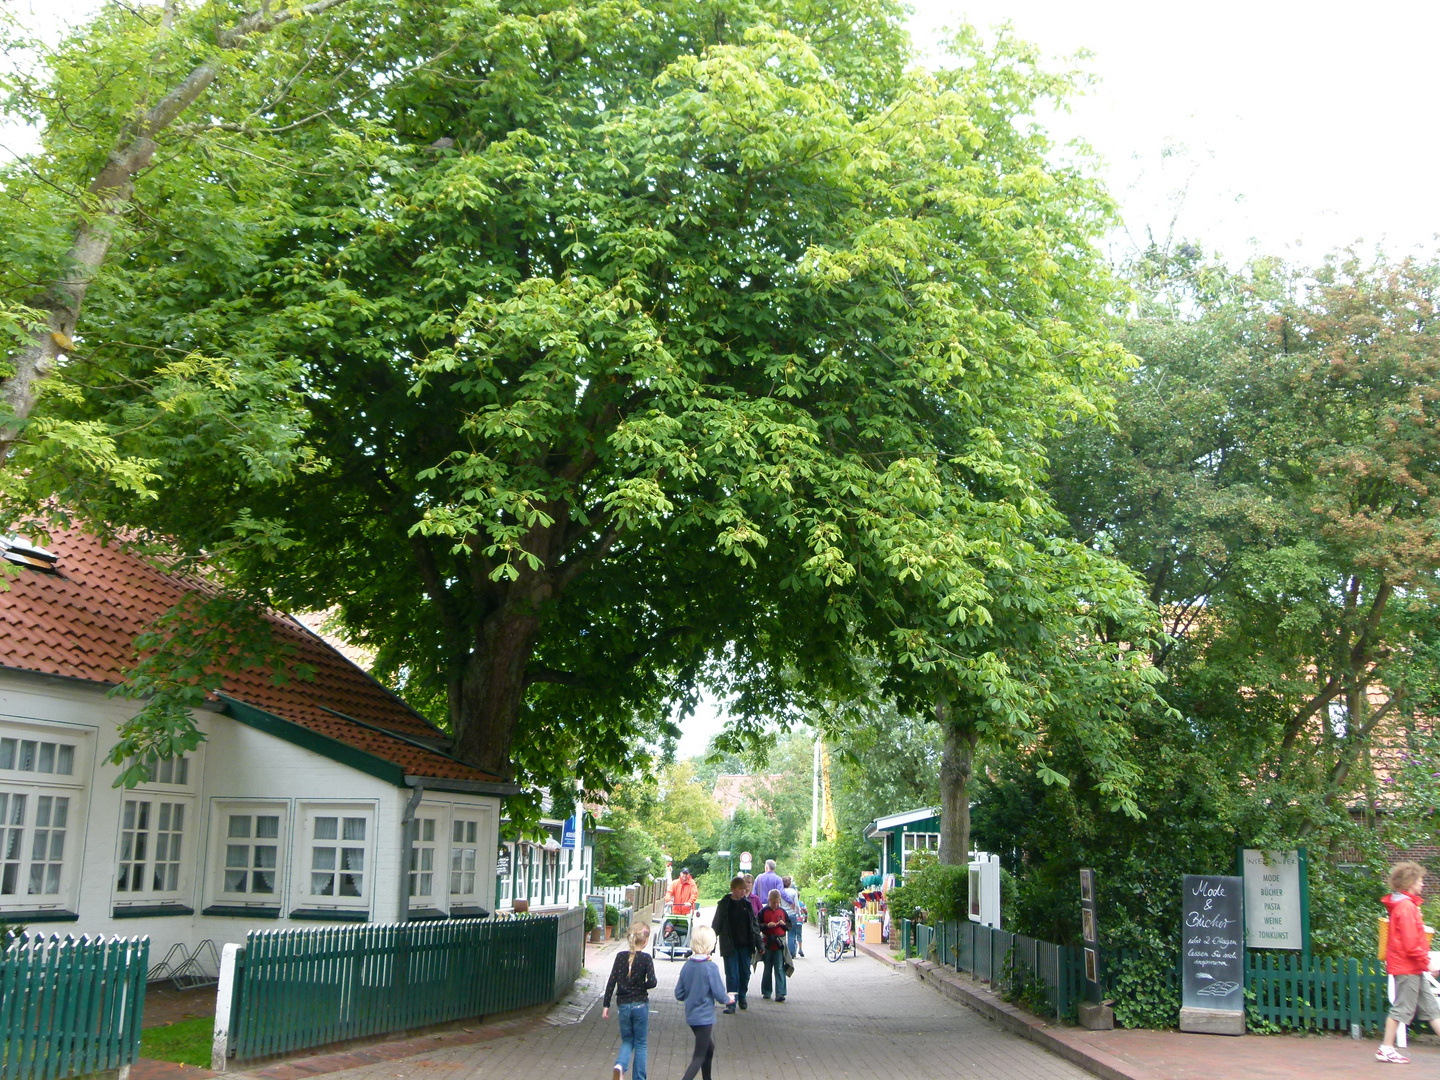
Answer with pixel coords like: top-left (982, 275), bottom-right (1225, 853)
top-left (787, 924), bottom-right (801, 957)
top-left (761, 947), bottom-right (787, 998)
top-left (615, 1001), bottom-right (648, 1080)
top-left (723, 948), bottom-right (751, 1003)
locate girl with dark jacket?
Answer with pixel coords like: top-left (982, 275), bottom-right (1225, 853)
top-left (603, 923), bottom-right (658, 1080)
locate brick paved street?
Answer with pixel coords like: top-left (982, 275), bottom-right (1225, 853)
top-left (284, 946), bottom-right (1089, 1080)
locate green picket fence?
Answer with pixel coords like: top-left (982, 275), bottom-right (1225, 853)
top-left (1246, 951), bottom-right (1389, 1032)
top-left (226, 912), bottom-right (580, 1062)
top-left (0, 934), bottom-right (148, 1080)
top-left (902, 918), bottom-right (1390, 1033)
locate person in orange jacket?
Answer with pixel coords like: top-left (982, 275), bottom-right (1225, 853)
top-left (668, 868), bottom-right (699, 915)
top-left (1377, 861), bottom-right (1440, 1064)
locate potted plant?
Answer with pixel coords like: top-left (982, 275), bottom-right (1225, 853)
top-left (512, 898), bottom-right (529, 914)
top-left (584, 901), bottom-right (601, 942)
top-left (604, 904), bottom-right (620, 940)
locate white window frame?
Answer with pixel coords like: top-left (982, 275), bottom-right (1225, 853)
top-left (294, 802), bottom-right (376, 912)
top-left (449, 811), bottom-right (487, 905)
top-left (900, 831), bottom-right (940, 874)
top-left (113, 793), bottom-right (197, 906)
top-left (0, 720), bottom-right (91, 915)
top-left (0, 787), bottom-right (77, 906)
top-left (207, 800), bottom-right (290, 907)
top-left (408, 803), bottom-right (449, 907)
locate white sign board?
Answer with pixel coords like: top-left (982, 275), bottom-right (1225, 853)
top-left (1242, 849), bottom-right (1303, 950)
top-left (739, 851), bottom-right (752, 871)
top-left (967, 852), bottom-right (1001, 929)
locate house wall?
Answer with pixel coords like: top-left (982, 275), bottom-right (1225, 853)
top-left (0, 669), bottom-right (500, 974)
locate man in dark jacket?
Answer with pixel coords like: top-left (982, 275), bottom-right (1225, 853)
top-left (712, 875), bottom-right (762, 1012)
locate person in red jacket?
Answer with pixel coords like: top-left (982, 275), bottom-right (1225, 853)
top-left (1378, 862), bottom-right (1440, 1064)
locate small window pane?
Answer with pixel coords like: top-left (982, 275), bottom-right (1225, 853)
top-left (228, 815), bottom-right (251, 838)
top-left (256, 816), bottom-right (279, 838)
top-left (254, 845), bottom-right (277, 869)
top-left (342, 818), bottom-right (365, 841)
top-left (338, 873), bottom-right (362, 897)
top-left (56, 745), bottom-right (74, 775)
top-left (19, 742), bottom-right (35, 771)
top-left (452, 820), bottom-right (464, 843)
top-left (37, 744), bottom-right (54, 773)
top-left (226, 845), bottom-right (249, 868)
top-left (314, 817), bottom-right (338, 840)
top-left (157, 758), bottom-right (173, 784)
top-left (0, 739), bottom-right (14, 769)
top-left (466, 821), bottom-right (476, 843)
top-left (175, 758), bottom-right (188, 785)
top-left (225, 869), bottom-right (248, 892)
top-left (312, 848), bottom-right (336, 871)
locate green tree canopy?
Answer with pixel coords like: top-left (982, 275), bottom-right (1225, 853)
top-left (1050, 249), bottom-right (1440, 837)
top-left (11, 0), bottom-right (1153, 802)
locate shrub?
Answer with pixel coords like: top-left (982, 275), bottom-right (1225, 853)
top-left (584, 902), bottom-right (599, 933)
top-left (605, 904), bottom-right (620, 928)
top-left (1108, 949), bottom-right (1180, 1029)
top-left (889, 857), bottom-right (968, 925)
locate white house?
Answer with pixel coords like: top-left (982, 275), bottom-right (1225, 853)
top-left (0, 528), bottom-right (519, 971)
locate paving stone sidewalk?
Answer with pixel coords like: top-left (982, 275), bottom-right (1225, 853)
top-left (252, 944), bottom-right (1091, 1080)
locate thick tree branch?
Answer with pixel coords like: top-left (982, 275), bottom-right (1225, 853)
top-left (1280, 673), bottom-right (1344, 753)
top-left (553, 521), bottom-right (621, 594)
top-left (0, 0), bottom-right (356, 464)
top-left (1298, 694), bottom-right (1400, 837)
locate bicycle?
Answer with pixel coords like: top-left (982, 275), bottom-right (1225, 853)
top-left (824, 912), bottom-right (853, 962)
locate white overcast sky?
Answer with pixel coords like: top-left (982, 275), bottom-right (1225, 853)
top-left (7, 0), bottom-right (1437, 757)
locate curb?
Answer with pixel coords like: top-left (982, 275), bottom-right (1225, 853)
top-left (859, 946), bottom-right (1156, 1080)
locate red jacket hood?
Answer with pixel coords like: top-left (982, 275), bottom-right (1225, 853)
top-left (1382, 891), bottom-right (1424, 915)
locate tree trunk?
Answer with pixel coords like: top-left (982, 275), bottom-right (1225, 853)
top-left (450, 603), bottom-right (545, 779)
top-left (937, 695), bottom-right (978, 866)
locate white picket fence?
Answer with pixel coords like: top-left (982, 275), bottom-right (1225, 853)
top-left (599, 886), bottom-right (632, 908)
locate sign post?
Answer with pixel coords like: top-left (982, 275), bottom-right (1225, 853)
top-left (1076, 868), bottom-right (1112, 1029)
top-left (1180, 874), bottom-right (1246, 1035)
top-left (739, 851), bottom-right (752, 873)
top-left (1240, 848), bottom-right (1309, 953)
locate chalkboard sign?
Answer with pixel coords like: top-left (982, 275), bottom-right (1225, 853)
top-left (1181, 875), bottom-right (1244, 1013)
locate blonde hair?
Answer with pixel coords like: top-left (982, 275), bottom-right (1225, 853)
top-left (628, 923), bottom-right (650, 951)
top-left (689, 925), bottom-right (717, 956)
top-left (1389, 861), bottom-right (1426, 893)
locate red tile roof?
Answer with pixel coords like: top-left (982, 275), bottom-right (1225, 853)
top-left (0, 528), bottom-right (504, 785)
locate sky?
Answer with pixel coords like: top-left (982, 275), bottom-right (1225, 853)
top-left (7, 0), bottom-right (1437, 756)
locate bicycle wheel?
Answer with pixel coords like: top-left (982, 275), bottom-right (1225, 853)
top-left (825, 932), bottom-right (842, 963)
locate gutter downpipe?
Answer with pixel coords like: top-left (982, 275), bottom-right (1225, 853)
top-left (398, 779), bottom-right (426, 922)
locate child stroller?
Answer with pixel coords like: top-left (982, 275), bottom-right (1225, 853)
top-left (654, 910), bottom-right (694, 960)
top-left (824, 911), bottom-right (854, 962)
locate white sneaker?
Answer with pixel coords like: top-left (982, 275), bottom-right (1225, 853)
top-left (1377, 1046), bottom-right (1410, 1064)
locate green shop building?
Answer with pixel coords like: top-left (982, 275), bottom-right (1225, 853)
top-left (862, 806), bottom-right (941, 881)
